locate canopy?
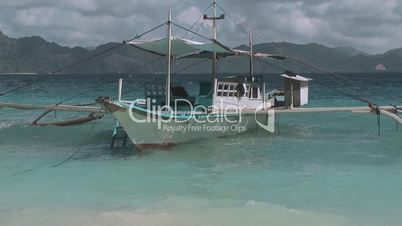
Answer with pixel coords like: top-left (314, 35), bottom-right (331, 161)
top-left (127, 37), bottom-right (233, 57)
top-left (127, 36), bottom-right (286, 60)
top-left (178, 49), bottom-right (286, 60)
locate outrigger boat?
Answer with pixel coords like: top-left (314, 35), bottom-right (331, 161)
top-left (0, 0), bottom-right (401, 150)
top-left (94, 1), bottom-right (312, 149)
top-left (93, 1), bottom-right (399, 149)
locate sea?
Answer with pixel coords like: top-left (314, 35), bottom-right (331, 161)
top-left (0, 73), bottom-right (401, 226)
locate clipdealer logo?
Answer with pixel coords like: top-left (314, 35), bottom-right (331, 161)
top-left (127, 98), bottom-right (275, 133)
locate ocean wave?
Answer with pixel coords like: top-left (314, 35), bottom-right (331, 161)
top-left (0, 199), bottom-right (359, 226)
top-left (0, 121), bottom-right (21, 130)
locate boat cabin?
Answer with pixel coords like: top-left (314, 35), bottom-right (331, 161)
top-left (280, 71), bottom-right (312, 108)
top-left (211, 76), bottom-right (265, 109)
top-left (140, 72), bottom-right (312, 111)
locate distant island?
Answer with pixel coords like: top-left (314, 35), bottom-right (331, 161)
top-left (1, 30), bottom-right (402, 74)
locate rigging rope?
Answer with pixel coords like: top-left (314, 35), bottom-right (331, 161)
top-left (172, 59), bottom-right (210, 75)
top-left (189, 7), bottom-right (214, 41)
top-left (255, 58), bottom-right (288, 72)
top-left (256, 57), bottom-right (373, 105)
top-left (217, 4), bottom-right (352, 84)
top-left (50, 106), bottom-right (103, 168)
top-left (217, 3), bottom-right (379, 106)
top-left (55, 55), bottom-right (166, 106)
top-left (0, 23), bottom-right (169, 179)
top-left (1, 106), bottom-right (103, 180)
top-left (0, 22), bottom-right (167, 98)
top-left (172, 22), bottom-right (214, 42)
top-left (182, 3), bottom-right (212, 39)
top-left (2, 58), bottom-right (211, 179)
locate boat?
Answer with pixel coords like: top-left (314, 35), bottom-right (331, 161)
top-left (93, 1), bottom-right (327, 149)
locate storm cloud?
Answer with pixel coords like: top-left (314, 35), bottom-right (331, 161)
top-left (0, 0), bottom-right (401, 54)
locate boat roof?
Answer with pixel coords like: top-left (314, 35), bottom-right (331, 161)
top-left (127, 36), bottom-right (286, 60)
top-left (127, 37), bottom-right (232, 57)
top-left (280, 73), bottom-right (312, 82)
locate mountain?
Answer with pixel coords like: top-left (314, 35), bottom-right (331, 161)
top-left (334, 47), bottom-right (368, 56)
top-left (218, 42), bottom-right (402, 73)
top-left (1, 31), bottom-right (402, 74)
top-left (0, 31), bottom-right (160, 74)
top-left (381, 48), bottom-right (402, 58)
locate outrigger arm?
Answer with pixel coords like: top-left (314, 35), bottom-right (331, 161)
top-left (0, 102), bottom-right (106, 126)
top-left (0, 102), bottom-right (105, 113)
top-left (266, 105), bottom-right (402, 125)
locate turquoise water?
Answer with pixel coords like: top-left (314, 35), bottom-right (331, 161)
top-left (0, 73), bottom-right (402, 226)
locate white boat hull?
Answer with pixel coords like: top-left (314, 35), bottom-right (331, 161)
top-left (100, 100), bottom-right (269, 149)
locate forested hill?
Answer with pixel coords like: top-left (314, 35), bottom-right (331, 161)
top-left (1, 31), bottom-right (401, 74)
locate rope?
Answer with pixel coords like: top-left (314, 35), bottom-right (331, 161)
top-left (217, 3), bottom-right (379, 106)
top-left (1, 168), bottom-right (34, 180)
top-left (172, 22), bottom-right (213, 42)
top-left (172, 59), bottom-right (210, 75)
top-left (0, 23), bottom-right (170, 178)
top-left (182, 3), bottom-right (212, 39)
top-left (216, 4), bottom-right (249, 37)
top-left (219, 3), bottom-right (351, 83)
top-left (255, 58), bottom-right (288, 72)
top-left (189, 7), bottom-right (214, 41)
top-left (55, 55), bottom-right (166, 106)
top-left (119, 59), bottom-right (210, 98)
top-left (254, 58), bottom-right (373, 104)
top-left (0, 22), bottom-right (166, 98)
top-left (287, 58), bottom-right (354, 85)
top-left (50, 106), bottom-right (103, 168)
top-left (1, 55), bottom-right (167, 178)
top-left (0, 106), bottom-right (104, 180)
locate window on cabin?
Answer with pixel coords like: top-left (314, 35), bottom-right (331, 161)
top-left (228, 85), bottom-right (233, 96)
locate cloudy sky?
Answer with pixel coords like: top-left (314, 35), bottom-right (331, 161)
top-left (0, 0), bottom-right (401, 54)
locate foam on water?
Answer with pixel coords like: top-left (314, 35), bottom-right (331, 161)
top-left (1, 199), bottom-right (358, 226)
top-left (0, 121), bottom-right (13, 130)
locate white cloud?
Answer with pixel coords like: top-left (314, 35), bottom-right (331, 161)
top-left (15, 7), bottom-right (57, 27)
top-left (177, 6), bottom-right (203, 26)
top-left (65, 0), bottom-right (98, 12)
top-left (0, 0), bottom-right (401, 53)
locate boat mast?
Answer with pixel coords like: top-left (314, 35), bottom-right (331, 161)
top-left (212, 0), bottom-right (217, 85)
top-left (249, 32), bottom-right (254, 78)
top-left (166, 9), bottom-right (172, 106)
top-left (204, 0), bottom-right (224, 90)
